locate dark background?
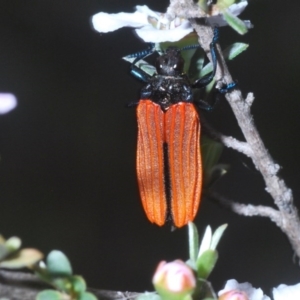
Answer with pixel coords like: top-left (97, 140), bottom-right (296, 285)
top-left (0, 0), bottom-right (299, 296)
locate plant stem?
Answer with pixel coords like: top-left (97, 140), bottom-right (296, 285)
top-left (167, 0), bottom-right (300, 258)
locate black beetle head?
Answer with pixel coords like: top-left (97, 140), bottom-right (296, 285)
top-left (155, 47), bottom-right (184, 76)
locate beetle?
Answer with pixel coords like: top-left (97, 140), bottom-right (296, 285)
top-left (128, 28), bottom-right (235, 228)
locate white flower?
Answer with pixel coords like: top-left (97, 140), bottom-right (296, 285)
top-left (218, 279), bottom-right (271, 300)
top-left (91, 5), bottom-right (193, 43)
top-left (0, 93), bottom-right (17, 114)
top-left (273, 283), bottom-right (300, 300)
top-left (91, 3), bottom-right (250, 43)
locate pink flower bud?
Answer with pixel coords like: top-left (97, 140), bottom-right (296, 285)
top-left (218, 279), bottom-right (269, 300)
top-left (219, 290), bottom-right (249, 300)
top-left (152, 260), bottom-right (196, 297)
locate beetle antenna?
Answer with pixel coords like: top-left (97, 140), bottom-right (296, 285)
top-left (181, 44), bottom-right (201, 51)
top-left (126, 43), bottom-right (155, 60)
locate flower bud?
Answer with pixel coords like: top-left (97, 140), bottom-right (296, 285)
top-left (153, 260), bottom-right (196, 300)
top-left (219, 290), bottom-right (249, 300)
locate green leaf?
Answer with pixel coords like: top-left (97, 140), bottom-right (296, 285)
top-left (71, 275), bottom-right (87, 294)
top-left (189, 53), bottom-right (205, 80)
top-left (34, 261), bottom-right (53, 284)
top-left (199, 43), bottom-right (249, 77)
top-left (0, 236), bottom-right (18, 261)
top-left (79, 292), bottom-right (98, 300)
top-left (223, 9), bottom-right (248, 35)
top-left (196, 250), bottom-right (218, 279)
top-left (0, 248), bottom-right (43, 269)
top-left (201, 136), bottom-right (224, 187)
top-left (137, 292), bottom-right (161, 300)
top-left (188, 222), bottom-right (199, 267)
top-left (204, 77), bottom-right (215, 95)
top-left (197, 0), bottom-right (209, 13)
top-left (0, 235), bottom-right (5, 243)
top-left (155, 288), bottom-right (193, 300)
top-left (218, 0), bottom-right (235, 7)
top-left (210, 224), bottom-right (228, 251)
top-left (200, 43), bottom-right (248, 78)
top-left (0, 244), bottom-right (9, 261)
top-left (193, 279), bottom-right (217, 300)
top-left (46, 250), bottom-right (72, 276)
top-left (198, 226), bottom-right (212, 259)
top-left (51, 275), bottom-right (86, 296)
top-left (206, 164), bottom-right (230, 187)
top-left (199, 62), bottom-right (212, 78)
top-left (36, 290), bottom-right (66, 300)
top-left (223, 43), bottom-right (249, 60)
top-left (51, 277), bottom-right (71, 292)
top-left (5, 236), bottom-right (22, 252)
top-left (201, 137), bottom-right (223, 170)
top-left (123, 57), bottom-right (156, 77)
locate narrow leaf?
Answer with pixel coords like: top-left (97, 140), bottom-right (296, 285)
top-left (201, 136), bottom-right (224, 187)
top-left (0, 235), bottom-right (5, 243)
top-left (123, 57), bottom-right (156, 77)
top-left (200, 43), bottom-right (248, 78)
top-left (210, 224), bottom-right (228, 250)
top-left (46, 250), bottom-right (72, 276)
top-left (189, 53), bottom-right (205, 80)
top-left (5, 237), bottom-right (21, 252)
top-left (188, 222), bottom-right (199, 265)
top-left (0, 245), bottom-right (9, 261)
top-left (79, 292), bottom-right (98, 300)
top-left (199, 62), bottom-right (212, 78)
top-left (223, 9), bottom-right (248, 35)
top-left (195, 278), bottom-right (217, 299)
top-left (52, 277), bottom-right (71, 293)
top-left (197, 0), bottom-right (209, 13)
top-left (207, 164), bottom-right (230, 187)
top-left (196, 250), bottom-right (218, 279)
top-left (198, 226), bottom-right (212, 259)
top-left (201, 136), bottom-right (223, 172)
top-left (0, 249), bottom-right (43, 269)
top-left (71, 275), bottom-right (87, 294)
top-left (223, 43), bottom-right (249, 60)
top-left (137, 292), bottom-right (160, 300)
top-left (36, 290), bottom-right (65, 300)
top-left (221, 0), bottom-right (235, 6)
top-left (204, 78), bottom-right (215, 95)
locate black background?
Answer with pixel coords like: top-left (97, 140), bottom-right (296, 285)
top-left (0, 0), bottom-right (300, 296)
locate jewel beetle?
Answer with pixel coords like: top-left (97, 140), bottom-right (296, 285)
top-left (128, 28), bottom-right (235, 228)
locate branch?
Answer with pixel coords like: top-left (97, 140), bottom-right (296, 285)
top-left (0, 270), bottom-right (140, 300)
top-left (166, 0), bottom-right (207, 20)
top-left (207, 190), bottom-right (282, 227)
top-left (201, 115), bottom-right (253, 158)
top-left (168, 0), bottom-right (300, 258)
